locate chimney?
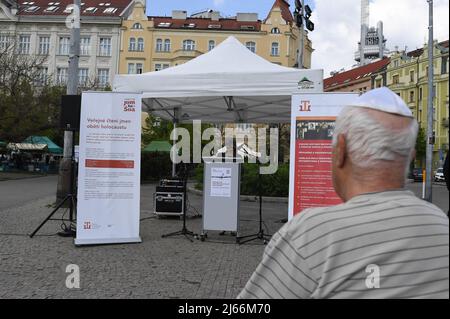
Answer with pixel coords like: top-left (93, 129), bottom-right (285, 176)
top-left (172, 10), bottom-right (187, 20)
top-left (236, 13), bottom-right (258, 22)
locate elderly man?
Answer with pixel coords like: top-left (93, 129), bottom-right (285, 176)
top-left (238, 87), bottom-right (449, 299)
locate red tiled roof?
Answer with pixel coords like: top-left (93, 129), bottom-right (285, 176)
top-left (151, 17), bottom-right (262, 32)
top-left (324, 58), bottom-right (390, 90)
top-left (17, 0), bottom-right (132, 17)
top-left (266, 0), bottom-right (294, 23)
top-left (407, 40), bottom-right (448, 57)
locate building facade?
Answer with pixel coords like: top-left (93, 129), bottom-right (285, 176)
top-left (119, 0), bottom-right (313, 74)
top-left (385, 40), bottom-right (449, 167)
top-left (0, 0), bottom-right (135, 88)
top-left (324, 58), bottom-right (390, 93)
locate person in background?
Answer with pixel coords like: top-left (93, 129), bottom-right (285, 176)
top-left (238, 87), bottom-right (449, 299)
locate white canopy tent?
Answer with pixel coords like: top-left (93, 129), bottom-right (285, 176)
top-left (113, 36), bottom-right (323, 124)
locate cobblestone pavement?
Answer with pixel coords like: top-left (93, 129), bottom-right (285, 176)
top-left (0, 182), bottom-right (287, 299)
top-left (0, 178), bottom-right (447, 299)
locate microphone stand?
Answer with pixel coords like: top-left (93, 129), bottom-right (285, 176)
top-left (236, 159), bottom-right (271, 245)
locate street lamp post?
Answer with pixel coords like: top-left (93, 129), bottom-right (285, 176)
top-left (294, 0), bottom-right (314, 69)
top-left (56, 0), bottom-right (80, 204)
top-left (425, 0), bottom-right (434, 202)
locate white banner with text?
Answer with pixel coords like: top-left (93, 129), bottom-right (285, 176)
top-left (75, 92), bottom-right (142, 245)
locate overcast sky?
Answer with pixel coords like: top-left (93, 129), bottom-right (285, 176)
top-left (147, 0), bottom-right (449, 77)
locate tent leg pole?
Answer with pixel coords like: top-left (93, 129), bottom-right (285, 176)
top-left (172, 122), bottom-right (176, 177)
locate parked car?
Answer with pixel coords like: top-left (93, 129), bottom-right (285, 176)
top-left (411, 168), bottom-right (424, 182)
top-left (434, 168), bottom-right (445, 182)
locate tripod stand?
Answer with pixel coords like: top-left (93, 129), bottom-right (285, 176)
top-left (30, 131), bottom-right (77, 238)
top-left (237, 161), bottom-right (272, 245)
top-left (161, 164), bottom-right (197, 242)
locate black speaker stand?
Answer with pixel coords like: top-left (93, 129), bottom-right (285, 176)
top-left (161, 165), bottom-right (197, 242)
top-left (30, 130), bottom-right (77, 238)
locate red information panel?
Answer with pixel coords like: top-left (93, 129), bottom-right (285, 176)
top-left (293, 117), bottom-right (342, 215)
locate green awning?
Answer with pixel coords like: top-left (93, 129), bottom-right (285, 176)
top-left (143, 141), bottom-right (173, 153)
top-left (23, 136), bottom-right (63, 154)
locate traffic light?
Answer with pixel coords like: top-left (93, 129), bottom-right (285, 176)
top-left (306, 19), bottom-right (314, 32)
top-left (304, 5), bottom-right (312, 19)
top-left (295, 0), bottom-right (302, 11)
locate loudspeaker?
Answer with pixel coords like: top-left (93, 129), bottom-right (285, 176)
top-left (155, 192), bottom-right (184, 215)
top-left (60, 95), bottom-right (81, 130)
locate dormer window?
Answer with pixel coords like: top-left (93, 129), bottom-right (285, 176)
top-left (132, 23), bottom-right (143, 29)
top-left (271, 27), bottom-right (281, 34)
top-left (157, 22), bottom-right (172, 28)
top-left (84, 7), bottom-right (97, 13)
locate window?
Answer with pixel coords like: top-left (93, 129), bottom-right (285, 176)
top-left (80, 37), bottom-right (90, 55)
top-left (97, 69), bottom-right (109, 87)
top-left (442, 56), bottom-right (448, 74)
top-left (132, 23), bottom-right (143, 30)
top-left (128, 63), bottom-right (143, 74)
top-left (246, 41), bottom-right (256, 53)
top-left (98, 37), bottom-right (111, 56)
top-left (78, 68), bottom-right (89, 86)
top-left (57, 67), bottom-right (68, 85)
top-left (375, 79), bottom-right (382, 88)
top-left (129, 37), bottom-right (136, 51)
top-left (38, 36), bottom-right (50, 55)
top-left (164, 39), bottom-right (171, 52)
top-left (58, 36), bottom-right (70, 55)
top-left (19, 35), bottom-right (31, 54)
top-left (271, 42), bottom-right (279, 56)
top-left (137, 38), bottom-right (144, 51)
top-left (419, 87), bottom-right (423, 101)
top-left (36, 67), bottom-right (48, 86)
top-left (208, 40), bottom-right (215, 51)
top-left (0, 35), bottom-right (10, 50)
top-left (155, 63), bottom-right (170, 71)
top-left (271, 27), bottom-right (281, 34)
top-left (156, 39), bottom-right (163, 52)
top-left (392, 74), bottom-right (399, 84)
top-left (136, 63), bottom-right (143, 74)
top-left (182, 40), bottom-right (195, 51)
top-left (409, 90), bottom-right (415, 103)
top-left (393, 60), bottom-right (399, 67)
top-left (127, 63), bottom-right (136, 74)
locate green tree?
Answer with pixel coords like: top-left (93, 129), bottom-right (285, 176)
top-left (415, 127), bottom-right (427, 168)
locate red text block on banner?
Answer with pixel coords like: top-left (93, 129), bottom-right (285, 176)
top-left (85, 159), bottom-right (135, 169)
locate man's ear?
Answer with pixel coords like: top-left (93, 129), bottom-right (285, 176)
top-left (336, 134), bottom-right (346, 168)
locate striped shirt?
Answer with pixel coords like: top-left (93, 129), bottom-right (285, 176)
top-left (238, 190), bottom-right (449, 299)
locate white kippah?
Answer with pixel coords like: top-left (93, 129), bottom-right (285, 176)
top-left (350, 87), bottom-right (414, 118)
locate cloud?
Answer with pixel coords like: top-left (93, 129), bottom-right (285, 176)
top-left (309, 0), bottom-right (449, 77)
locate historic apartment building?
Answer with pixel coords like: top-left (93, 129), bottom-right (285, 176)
top-left (0, 0), bottom-right (136, 88)
top-left (384, 40), bottom-right (449, 167)
top-left (119, 0), bottom-right (313, 74)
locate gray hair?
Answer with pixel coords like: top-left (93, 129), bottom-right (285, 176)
top-left (332, 106), bottom-right (419, 171)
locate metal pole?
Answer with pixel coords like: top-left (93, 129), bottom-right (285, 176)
top-left (425, 0), bottom-right (434, 202)
top-left (56, 0), bottom-right (80, 203)
top-left (172, 122), bottom-right (177, 177)
top-left (297, 0), bottom-right (305, 69)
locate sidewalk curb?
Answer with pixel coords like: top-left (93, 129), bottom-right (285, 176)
top-left (187, 186), bottom-right (288, 203)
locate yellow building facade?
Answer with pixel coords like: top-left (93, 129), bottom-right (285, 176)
top-left (385, 40), bottom-right (449, 167)
top-left (119, 0), bottom-right (313, 75)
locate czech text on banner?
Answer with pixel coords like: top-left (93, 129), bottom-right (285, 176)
top-left (288, 93), bottom-right (357, 220)
top-left (75, 92), bottom-right (142, 245)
